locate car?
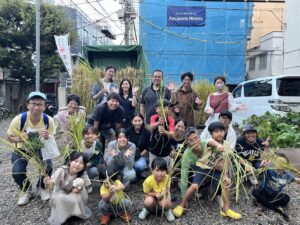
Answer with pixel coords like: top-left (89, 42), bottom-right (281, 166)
top-left (231, 74), bottom-right (300, 124)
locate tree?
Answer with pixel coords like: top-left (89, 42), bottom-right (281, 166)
top-left (0, 0), bottom-right (75, 82)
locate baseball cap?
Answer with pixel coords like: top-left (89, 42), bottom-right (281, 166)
top-left (184, 127), bottom-right (198, 139)
top-left (219, 110), bottom-right (232, 121)
top-left (242, 124), bottom-right (257, 133)
top-left (27, 91), bottom-right (47, 101)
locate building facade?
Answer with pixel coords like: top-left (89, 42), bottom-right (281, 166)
top-left (246, 31), bottom-right (283, 80)
top-left (283, 0), bottom-right (300, 74)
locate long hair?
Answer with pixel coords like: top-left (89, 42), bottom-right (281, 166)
top-left (130, 112), bottom-right (145, 130)
top-left (119, 78), bottom-right (133, 97)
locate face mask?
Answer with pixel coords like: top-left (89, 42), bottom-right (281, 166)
top-left (216, 83), bottom-right (224, 91)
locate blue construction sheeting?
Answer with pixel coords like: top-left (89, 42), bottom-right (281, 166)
top-left (140, 0), bottom-right (253, 84)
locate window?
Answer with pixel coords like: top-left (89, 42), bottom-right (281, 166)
top-left (249, 57), bottom-right (255, 71)
top-left (93, 36), bottom-right (97, 45)
top-left (83, 29), bottom-right (88, 45)
top-left (244, 80), bottom-right (272, 97)
top-left (277, 77), bottom-right (300, 96)
top-left (233, 85), bottom-right (242, 98)
top-left (259, 54), bottom-right (267, 70)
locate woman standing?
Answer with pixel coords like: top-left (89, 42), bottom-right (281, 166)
top-left (44, 152), bottom-right (92, 225)
top-left (119, 79), bottom-right (138, 128)
top-left (126, 113), bottom-right (151, 178)
top-left (204, 76), bottom-right (245, 125)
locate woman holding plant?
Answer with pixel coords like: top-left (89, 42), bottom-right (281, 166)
top-left (205, 76), bottom-right (245, 125)
top-left (170, 72), bottom-right (202, 127)
top-left (119, 78), bottom-right (139, 128)
top-left (44, 152), bottom-right (92, 225)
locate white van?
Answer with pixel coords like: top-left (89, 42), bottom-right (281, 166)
top-left (231, 75), bottom-right (300, 124)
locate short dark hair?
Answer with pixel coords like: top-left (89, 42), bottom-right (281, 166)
top-left (219, 110), bottom-right (232, 121)
top-left (67, 94), bottom-right (80, 105)
top-left (175, 118), bottom-right (187, 127)
top-left (184, 127), bottom-right (198, 139)
top-left (107, 93), bottom-right (121, 102)
top-left (152, 69), bottom-right (163, 77)
top-left (105, 65), bottom-right (116, 72)
top-left (151, 158), bottom-right (168, 171)
top-left (181, 72), bottom-right (194, 82)
top-left (214, 76), bottom-right (226, 84)
top-left (105, 167), bottom-right (119, 181)
top-left (68, 152), bottom-right (88, 177)
top-left (82, 126), bottom-right (99, 136)
top-left (208, 122), bottom-right (225, 134)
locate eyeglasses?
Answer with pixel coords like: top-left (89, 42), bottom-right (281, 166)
top-left (29, 102), bottom-right (45, 107)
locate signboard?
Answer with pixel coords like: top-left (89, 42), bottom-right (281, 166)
top-left (54, 34), bottom-right (72, 77)
top-left (167, 6), bottom-right (206, 27)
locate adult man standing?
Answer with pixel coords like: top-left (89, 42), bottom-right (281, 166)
top-left (140, 69), bottom-right (171, 124)
top-left (170, 72), bottom-right (202, 127)
top-left (7, 91), bottom-right (56, 206)
top-left (92, 65), bottom-right (118, 106)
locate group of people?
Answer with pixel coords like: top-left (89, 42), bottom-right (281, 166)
top-left (7, 66), bottom-right (300, 225)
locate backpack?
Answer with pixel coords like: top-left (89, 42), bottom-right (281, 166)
top-left (20, 112), bottom-right (49, 131)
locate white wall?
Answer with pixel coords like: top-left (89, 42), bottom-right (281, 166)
top-left (246, 32), bottom-right (283, 80)
top-left (283, 0), bottom-right (300, 74)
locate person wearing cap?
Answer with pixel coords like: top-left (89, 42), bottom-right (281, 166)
top-left (169, 72), bottom-right (202, 127)
top-left (148, 100), bottom-right (174, 168)
top-left (140, 69), bottom-right (171, 125)
top-left (235, 124), bottom-right (270, 169)
top-left (173, 122), bottom-right (242, 220)
top-left (200, 110), bottom-right (237, 149)
top-left (93, 93), bottom-right (125, 149)
top-left (7, 91), bottom-right (56, 206)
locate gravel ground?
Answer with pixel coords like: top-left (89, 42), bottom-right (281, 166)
top-left (1, 118), bottom-right (300, 225)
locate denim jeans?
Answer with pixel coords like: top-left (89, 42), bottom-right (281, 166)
top-left (87, 166), bottom-right (98, 179)
top-left (122, 167), bottom-right (136, 186)
top-left (134, 157), bottom-right (147, 177)
top-left (11, 151), bottom-right (52, 191)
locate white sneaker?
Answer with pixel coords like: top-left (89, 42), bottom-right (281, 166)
top-left (17, 191), bottom-right (32, 206)
top-left (40, 189), bottom-right (51, 201)
top-left (165, 209), bottom-right (175, 222)
top-left (216, 195), bottom-right (224, 209)
top-left (138, 208), bottom-right (150, 220)
top-left (86, 185), bottom-right (93, 194)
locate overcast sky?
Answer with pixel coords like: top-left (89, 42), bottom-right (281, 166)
top-left (54, 0), bottom-right (124, 43)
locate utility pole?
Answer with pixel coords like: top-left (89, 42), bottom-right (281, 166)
top-left (36, 0), bottom-right (41, 91)
top-left (121, 0), bottom-right (136, 45)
